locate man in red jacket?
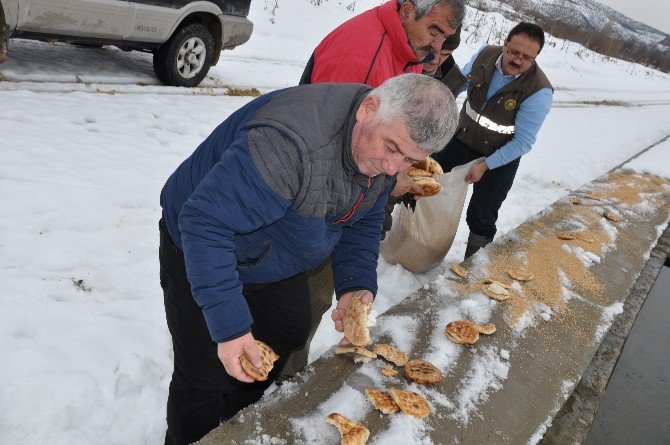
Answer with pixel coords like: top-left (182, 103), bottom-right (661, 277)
top-left (282, 0), bottom-right (466, 380)
top-left (300, 0), bottom-right (466, 87)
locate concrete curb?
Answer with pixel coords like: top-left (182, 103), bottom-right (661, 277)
top-left (199, 170), bottom-right (670, 445)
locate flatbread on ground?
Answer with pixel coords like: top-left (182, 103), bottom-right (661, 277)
top-left (482, 282), bottom-right (511, 301)
top-left (365, 388), bottom-right (399, 414)
top-left (446, 320), bottom-right (497, 345)
top-left (388, 387), bottom-right (430, 419)
top-left (604, 210), bottom-right (621, 222)
top-left (381, 365), bottom-right (398, 377)
top-left (507, 269), bottom-right (534, 282)
top-left (335, 346), bottom-right (377, 359)
top-left (373, 343), bottom-right (408, 366)
top-left (450, 263), bottom-right (468, 278)
top-left (404, 359), bottom-right (443, 385)
top-left (482, 278), bottom-right (513, 289)
top-left (326, 413), bottom-right (370, 445)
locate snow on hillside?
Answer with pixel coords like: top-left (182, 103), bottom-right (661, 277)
top-left (477, 0), bottom-right (669, 47)
top-left (1, 1), bottom-right (669, 444)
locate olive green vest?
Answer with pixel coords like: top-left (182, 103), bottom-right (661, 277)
top-left (455, 45), bottom-right (553, 155)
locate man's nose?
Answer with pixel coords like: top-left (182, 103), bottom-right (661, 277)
top-left (383, 156), bottom-right (404, 176)
top-left (431, 35), bottom-right (446, 54)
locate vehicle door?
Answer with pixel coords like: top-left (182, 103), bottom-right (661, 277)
top-left (125, 0), bottom-right (177, 43)
top-left (18, 0), bottom-right (131, 40)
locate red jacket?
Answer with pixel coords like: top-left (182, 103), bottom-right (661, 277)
top-left (310, 0), bottom-right (422, 87)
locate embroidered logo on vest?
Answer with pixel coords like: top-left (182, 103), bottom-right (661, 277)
top-left (504, 99), bottom-right (517, 111)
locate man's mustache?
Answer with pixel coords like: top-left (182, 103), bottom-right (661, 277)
top-left (420, 53), bottom-right (435, 64)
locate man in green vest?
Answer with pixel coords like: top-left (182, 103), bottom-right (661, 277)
top-left (433, 22), bottom-right (553, 258)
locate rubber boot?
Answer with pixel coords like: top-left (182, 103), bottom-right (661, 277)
top-left (464, 232), bottom-right (493, 259)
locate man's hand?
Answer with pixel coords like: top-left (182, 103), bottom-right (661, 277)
top-left (217, 332), bottom-right (262, 383)
top-left (465, 161), bottom-right (489, 184)
top-left (391, 168), bottom-right (424, 197)
top-left (331, 289), bottom-right (373, 344)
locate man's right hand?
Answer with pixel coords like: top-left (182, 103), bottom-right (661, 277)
top-left (217, 332), bottom-right (262, 383)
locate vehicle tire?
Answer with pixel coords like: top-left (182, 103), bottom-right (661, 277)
top-left (153, 23), bottom-right (214, 87)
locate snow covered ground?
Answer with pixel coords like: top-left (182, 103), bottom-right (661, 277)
top-left (1, 1), bottom-right (669, 444)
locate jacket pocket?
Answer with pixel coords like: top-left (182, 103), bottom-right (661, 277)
top-left (236, 241), bottom-right (272, 269)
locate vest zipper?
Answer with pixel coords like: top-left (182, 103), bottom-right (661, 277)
top-left (334, 177), bottom-right (372, 224)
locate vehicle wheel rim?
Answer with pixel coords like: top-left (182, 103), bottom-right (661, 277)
top-left (176, 37), bottom-right (206, 79)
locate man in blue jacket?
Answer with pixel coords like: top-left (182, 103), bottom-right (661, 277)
top-left (158, 73), bottom-right (458, 444)
top-left (432, 22), bottom-right (553, 258)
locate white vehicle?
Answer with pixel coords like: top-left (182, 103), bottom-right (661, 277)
top-left (0, 0), bottom-right (253, 86)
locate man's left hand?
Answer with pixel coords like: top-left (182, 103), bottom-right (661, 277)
top-left (465, 161), bottom-right (489, 184)
top-left (391, 168), bottom-right (424, 197)
top-left (331, 289), bottom-right (373, 344)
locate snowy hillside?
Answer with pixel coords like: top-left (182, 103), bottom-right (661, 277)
top-left (1, 1), bottom-right (669, 444)
top-left (476, 0), bottom-right (669, 46)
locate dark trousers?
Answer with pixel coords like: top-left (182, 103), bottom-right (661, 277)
top-left (159, 219), bottom-right (311, 445)
top-left (278, 257), bottom-right (334, 380)
top-left (432, 137), bottom-right (520, 239)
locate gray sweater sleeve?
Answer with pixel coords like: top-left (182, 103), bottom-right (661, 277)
top-left (246, 125), bottom-right (303, 201)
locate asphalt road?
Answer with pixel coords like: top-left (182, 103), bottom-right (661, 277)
top-left (586, 264), bottom-right (670, 445)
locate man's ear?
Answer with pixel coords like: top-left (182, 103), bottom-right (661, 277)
top-left (355, 95), bottom-right (380, 124)
top-left (398, 1), bottom-right (415, 23)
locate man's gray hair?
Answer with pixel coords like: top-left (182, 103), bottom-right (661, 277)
top-left (370, 73), bottom-right (458, 154)
top-left (397, 0), bottom-right (466, 28)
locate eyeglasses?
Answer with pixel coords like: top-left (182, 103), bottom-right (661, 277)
top-left (505, 48), bottom-right (535, 63)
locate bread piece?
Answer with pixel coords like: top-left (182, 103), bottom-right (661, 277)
top-left (482, 282), bottom-right (511, 301)
top-left (446, 320), bottom-right (497, 345)
top-left (365, 388), bottom-right (399, 414)
top-left (481, 278), bottom-right (513, 289)
top-left (450, 263), bottom-right (468, 278)
top-left (240, 340), bottom-right (279, 382)
top-left (407, 166), bottom-right (433, 178)
top-left (411, 176), bottom-right (441, 197)
top-left (408, 160), bottom-right (442, 197)
top-left (404, 359), bottom-right (442, 385)
top-left (373, 343), bottom-right (408, 366)
top-left (426, 158), bottom-right (444, 175)
top-left (335, 346), bottom-right (377, 359)
top-left (388, 387), bottom-right (431, 419)
top-left (507, 269), bottom-right (534, 282)
top-left (381, 364), bottom-right (398, 377)
top-left (353, 355), bottom-right (374, 364)
top-left (411, 158), bottom-right (443, 176)
top-left (604, 211), bottom-right (621, 222)
top-left (326, 413), bottom-right (370, 445)
top-left (344, 297), bottom-right (371, 346)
